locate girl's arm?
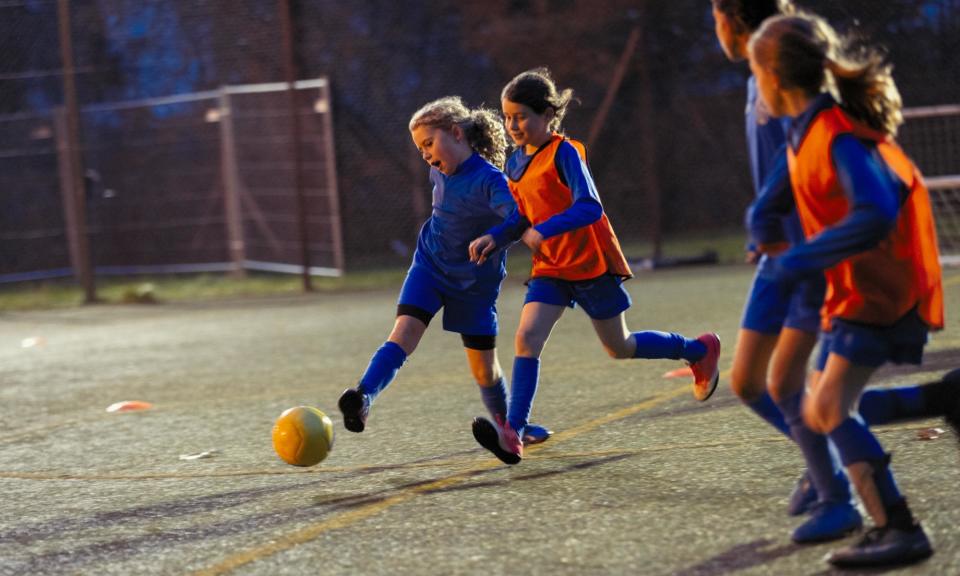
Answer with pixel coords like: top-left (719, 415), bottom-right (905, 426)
top-left (532, 141), bottom-right (603, 239)
top-left (470, 174), bottom-right (530, 264)
top-left (746, 144), bottom-right (793, 250)
top-left (485, 173), bottom-right (531, 247)
top-left (765, 134), bottom-right (901, 283)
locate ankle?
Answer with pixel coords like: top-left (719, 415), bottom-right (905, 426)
top-left (885, 498), bottom-right (920, 532)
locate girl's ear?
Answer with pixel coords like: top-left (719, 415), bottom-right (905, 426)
top-left (451, 124), bottom-right (465, 142)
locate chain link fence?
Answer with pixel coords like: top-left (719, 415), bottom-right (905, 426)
top-left (2, 0), bottom-right (959, 285)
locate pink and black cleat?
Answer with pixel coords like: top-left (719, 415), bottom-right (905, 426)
top-left (472, 415), bottom-right (522, 465)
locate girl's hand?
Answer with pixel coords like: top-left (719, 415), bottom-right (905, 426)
top-left (757, 241), bottom-right (790, 257)
top-left (522, 227), bottom-right (543, 254)
top-left (469, 234), bottom-right (497, 265)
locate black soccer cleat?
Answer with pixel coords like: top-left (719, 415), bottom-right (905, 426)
top-left (942, 368), bottom-right (960, 446)
top-left (338, 387), bottom-right (369, 433)
top-left (826, 524), bottom-right (933, 568)
top-left (472, 417), bottom-right (521, 465)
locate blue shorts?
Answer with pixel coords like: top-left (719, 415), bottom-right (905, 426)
top-left (524, 275), bottom-right (631, 320)
top-left (397, 264), bottom-right (499, 336)
top-left (741, 255), bottom-right (825, 335)
top-left (815, 308), bottom-right (929, 370)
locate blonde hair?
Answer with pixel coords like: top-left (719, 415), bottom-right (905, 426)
top-left (750, 13), bottom-right (902, 135)
top-left (408, 96), bottom-right (507, 168)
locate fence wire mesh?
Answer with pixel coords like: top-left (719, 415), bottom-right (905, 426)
top-left (2, 0), bottom-right (959, 283)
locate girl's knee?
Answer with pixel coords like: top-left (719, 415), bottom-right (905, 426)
top-left (802, 394), bottom-right (839, 434)
top-left (729, 373), bottom-right (765, 403)
top-left (603, 341), bottom-right (632, 360)
top-left (514, 329), bottom-right (545, 357)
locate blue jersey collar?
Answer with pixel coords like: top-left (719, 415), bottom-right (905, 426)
top-left (450, 152), bottom-right (484, 177)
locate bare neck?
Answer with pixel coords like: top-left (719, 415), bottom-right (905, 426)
top-left (781, 89), bottom-right (816, 118)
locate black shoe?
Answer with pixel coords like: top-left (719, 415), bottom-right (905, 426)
top-left (826, 524), bottom-right (933, 568)
top-left (471, 417), bottom-right (521, 465)
top-left (943, 369), bottom-right (960, 444)
top-left (338, 388), bottom-right (369, 433)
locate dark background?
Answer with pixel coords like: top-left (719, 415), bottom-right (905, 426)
top-left (2, 0), bottom-right (958, 277)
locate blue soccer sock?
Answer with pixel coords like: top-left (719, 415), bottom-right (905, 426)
top-left (778, 392), bottom-right (851, 504)
top-left (632, 331), bottom-right (706, 362)
top-left (828, 416), bottom-right (902, 507)
top-left (357, 341), bottom-right (407, 402)
top-left (858, 387), bottom-right (925, 426)
top-left (746, 392), bottom-right (791, 438)
top-left (507, 356), bottom-right (540, 435)
top-left (480, 377), bottom-right (508, 421)
top-left (859, 371), bottom-right (960, 425)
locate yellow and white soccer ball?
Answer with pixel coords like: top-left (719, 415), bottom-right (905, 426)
top-left (271, 406), bottom-right (334, 467)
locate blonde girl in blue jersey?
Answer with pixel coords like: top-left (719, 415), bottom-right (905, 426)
top-left (468, 68), bottom-right (721, 465)
top-left (337, 96), bottom-right (550, 445)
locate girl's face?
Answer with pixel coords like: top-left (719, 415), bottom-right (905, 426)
top-left (410, 124), bottom-right (472, 175)
top-left (502, 99), bottom-right (553, 152)
top-left (712, 6), bottom-right (743, 62)
top-left (749, 51), bottom-right (785, 117)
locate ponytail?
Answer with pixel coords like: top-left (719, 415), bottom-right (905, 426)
top-left (825, 53), bottom-right (902, 136)
top-left (409, 97), bottom-right (508, 168)
top-left (465, 107), bottom-right (507, 168)
top-left (751, 13), bottom-right (903, 135)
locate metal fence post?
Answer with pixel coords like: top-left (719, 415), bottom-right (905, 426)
top-left (279, 0), bottom-right (312, 291)
top-left (218, 91), bottom-right (247, 277)
top-left (57, 0), bottom-right (95, 302)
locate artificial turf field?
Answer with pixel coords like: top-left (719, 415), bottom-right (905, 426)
top-left (1, 265), bottom-right (959, 575)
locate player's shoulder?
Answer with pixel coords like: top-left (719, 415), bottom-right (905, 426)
top-left (557, 138), bottom-right (586, 159)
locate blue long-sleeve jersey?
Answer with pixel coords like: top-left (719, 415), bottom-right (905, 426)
top-left (489, 139), bottom-right (603, 246)
top-left (414, 153), bottom-right (517, 292)
top-left (744, 75), bottom-right (807, 247)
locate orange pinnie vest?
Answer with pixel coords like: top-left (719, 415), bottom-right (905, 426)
top-left (508, 135), bottom-right (632, 281)
top-left (787, 106), bottom-right (943, 331)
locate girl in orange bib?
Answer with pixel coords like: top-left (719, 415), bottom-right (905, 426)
top-left (749, 13), bottom-right (960, 568)
top-left (468, 68), bottom-right (721, 465)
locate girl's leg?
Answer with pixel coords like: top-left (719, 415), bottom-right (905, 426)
top-left (858, 367), bottom-right (960, 427)
top-left (806, 353), bottom-right (896, 526)
top-left (809, 353), bottom-right (933, 567)
top-left (771, 328), bottom-right (860, 542)
top-left (508, 302), bottom-right (566, 436)
top-left (362, 314), bottom-right (428, 398)
top-left (465, 345), bottom-right (507, 419)
top-left (340, 315), bottom-right (428, 432)
top-left (473, 302), bottom-right (565, 464)
top-left (732, 327), bottom-right (821, 516)
top-left (590, 314), bottom-right (718, 400)
top-left (466, 345), bottom-right (551, 445)
top-left (731, 328), bottom-right (791, 435)
top-left (591, 313), bottom-right (704, 361)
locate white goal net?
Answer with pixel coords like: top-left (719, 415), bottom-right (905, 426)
top-left (901, 104), bottom-right (960, 266)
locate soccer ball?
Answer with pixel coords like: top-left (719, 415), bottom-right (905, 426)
top-left (271, 406), bottom-right (334, 466)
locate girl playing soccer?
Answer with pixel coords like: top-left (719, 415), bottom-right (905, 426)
top-left (712, 0), bottom-right (862, 543)
top-left (337, 96), bottom-right (550, 445)
top-left (749, 13), bottom-right (960, 567)
top-left (468, 68), bottom-right (720, 465)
